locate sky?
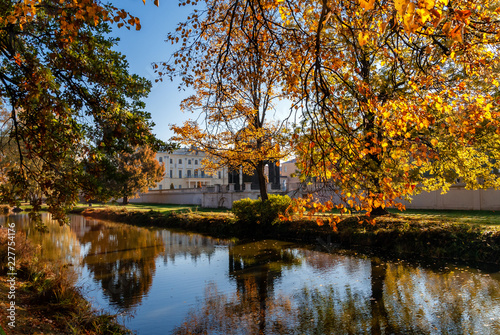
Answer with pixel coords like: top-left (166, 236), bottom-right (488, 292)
top-left (108, 0), bottom-right (197, 142)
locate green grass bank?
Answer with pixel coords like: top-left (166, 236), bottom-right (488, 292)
top-left (78, 204), bottom-right (500, 266)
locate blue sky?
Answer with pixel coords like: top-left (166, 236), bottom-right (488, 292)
top-left (109, 0), bottom-right (196, 142)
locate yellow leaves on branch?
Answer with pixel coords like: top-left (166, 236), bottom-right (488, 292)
top-left (0, 0), bottom-right (145, 38)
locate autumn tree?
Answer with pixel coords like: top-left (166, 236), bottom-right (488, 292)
top-left (163, 0), bottom-right (291, 200)
top-left (282, 0), bottom-right (500, 216)
top-left (175, 1), bottom-right (500, 218)
top-left (0, 0), bottom-right (170, 223)
top-left (86, 145), bottom-right (165, 205)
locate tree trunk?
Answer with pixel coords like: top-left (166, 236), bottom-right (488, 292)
top-left (256, 161), bottom-right (268, 201)
top-left (122, 195), bottom-right (129, 205)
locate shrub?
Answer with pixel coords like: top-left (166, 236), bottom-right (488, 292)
top-left (232, 194), bottom-right (292, 225)
top-left (0, 204), bottom-right (10, 213)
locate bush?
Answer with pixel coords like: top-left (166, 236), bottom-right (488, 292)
top-left (232, 194), bottom-right (292, 225)
top-left (0, 204), bottom-right (10, 213)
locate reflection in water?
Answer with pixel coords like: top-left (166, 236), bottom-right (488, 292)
top-left (228, 240), bottom-right (302, 334)
top-left (0, 213), bottom-right (81, 264)
top-left (80, 221), bottom-right (165, 309)
top-left (175, 248), bottom-right (500, 335)
top-left (2, 214), bottom-right (500, 334)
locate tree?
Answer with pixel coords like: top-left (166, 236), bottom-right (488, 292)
top-left (86, 145), bottom-right (165, 205)
top-left (0, 0), bottom-right (170, 223)
top-left (163, 0), bottom-right (291, 200)
top-left (285, 0), bottom-right (500, 217)
top-left (164, 0), bottom-right (500, 220)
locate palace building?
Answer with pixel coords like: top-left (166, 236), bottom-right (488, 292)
top-left (152, 148), bottom-right (227, 190)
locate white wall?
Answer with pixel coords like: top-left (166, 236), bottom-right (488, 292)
top-left (131, 186), bottom-right (500, 211)
top-left (402, 187), bottom-right (500, 211)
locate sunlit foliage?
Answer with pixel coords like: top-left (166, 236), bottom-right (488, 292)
top-left (0, 0), bottom-right (169, 223)
top-left (164, 0), bottom-right (500, 224)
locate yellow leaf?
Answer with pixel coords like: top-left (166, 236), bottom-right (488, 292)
top-left (430, 138), bottom-right (438, 147)
top-left (359, 0), bottom-right (375, 10)
top-left (442, 21), bottom-right (451, 34)
top-left (358, 31), bottom-right (369, 47)
top-left (417, 8), bottom-right (431, 24)
top-left (395, 0), bottom-right (410, 17)
top-left (450, 24), bottom-right (463, 42)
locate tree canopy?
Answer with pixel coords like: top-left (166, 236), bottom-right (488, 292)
top-left (288, 0), bottom-right (500, 217)
top-left (164, 0), bottom-right (291, 200)
top-left (0, 0), bottom-right (170, 223)
top-left (164, 0), bottom-right (500, 223)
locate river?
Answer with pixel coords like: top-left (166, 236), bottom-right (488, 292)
top-left (2, 213), bottom-right (500, 334)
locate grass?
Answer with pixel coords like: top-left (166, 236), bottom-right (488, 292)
top-left (10, 202), bottom-right (500, 265)
top-left (70, 202), bottom-right (232, 215)
top-left (387, 209), bottom-right (500, 228)
top-left (15, 201), bottom-right (500, 228)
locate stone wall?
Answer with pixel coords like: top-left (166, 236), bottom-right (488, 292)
top-left (402, 187), bottom-right (500, 211)
top-left (130, 184), bottom-right (263, 209)
top-left (130, 184), bottom-right (500, 211)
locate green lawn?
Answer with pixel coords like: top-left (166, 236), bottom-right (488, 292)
top-left (72, 202), bottom-right (232, 215)
top-left (387, 208), bottom-right (500, 228)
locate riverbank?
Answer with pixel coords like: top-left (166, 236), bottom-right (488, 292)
top-left (80, 206), bottom-right (500, 266)
top-left (0, 229), bottom-right (132, 335)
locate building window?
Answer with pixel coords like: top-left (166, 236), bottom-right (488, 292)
top-left (159, 157), bottom-right (163, 162)
top-left (179, 185), bottom-right (182, 189)
top-left (159, 185), bottom-right (162, 190)
top-left (188, 159), bottom-right (192, 164)
top-left (179, 170), bottom-right (182, 178)
top-left (201, 171), bottom-right (205, 178)
top-left (195, 160), bottom-right (198, 165)
top-left (179, 159), bottom-right (182, 164)
top-left (218, 171), bottom-right (221, 179)
top-left (194, 170), bottom-right (198, 177)
top-left (170, 170), bottom-right (173, 178)
top-left (187, 170), bottom-right (192, 177)
top-left (170, 158), bottom-right (173, 164)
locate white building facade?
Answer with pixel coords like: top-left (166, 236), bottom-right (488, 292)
top-left (152, 148), bottom-right (227, 190)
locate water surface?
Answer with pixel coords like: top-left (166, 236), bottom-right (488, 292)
top-left (2, 213), bottom-right (500, 334)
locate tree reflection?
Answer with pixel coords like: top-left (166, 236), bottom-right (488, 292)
top-left (174, 251), bottom-right (500, 335)
top-left (79, 221), bottom-right (165, 310)
top-left (383, 263), bottom-right (500, 334)
top-left (228, 240), bottom-right (301, 334)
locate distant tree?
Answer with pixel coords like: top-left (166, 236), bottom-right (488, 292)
top-left (0, 0), bottom-right (172, 223)
top-left (85, 146), bottom-right (165, 205)
top-left (163, 0), bottom-right (291, 200)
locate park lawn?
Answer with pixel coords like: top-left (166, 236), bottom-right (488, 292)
top-left (16, 202), bottom-right (500, 229)
top-left (387, 209), bottom-right (500, 229)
